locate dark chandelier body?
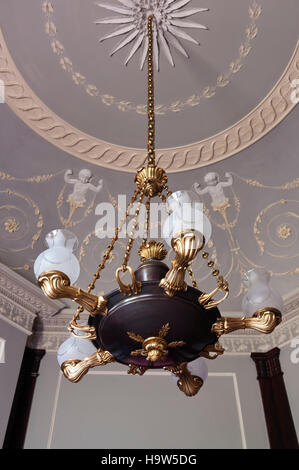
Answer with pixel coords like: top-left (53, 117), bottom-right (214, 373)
top-left (36, 16), bottom-right (282, 397)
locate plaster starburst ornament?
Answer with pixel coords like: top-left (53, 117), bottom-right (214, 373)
top-left (95, 0), bottom-right (208, 69)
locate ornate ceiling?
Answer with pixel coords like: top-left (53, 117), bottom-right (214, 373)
top-left (0, 0), bottom-right (298, 171)
top-left (0, 0), bottom-right (298, 318)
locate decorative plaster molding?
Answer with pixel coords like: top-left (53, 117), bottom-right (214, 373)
top-left (49, 0), bottom-right (259, 114)
top-left (0, 26), bottom-right (298, 173)
top-left (27, 309), bottom-right (87, 351)
top-left (0, 263), bottom-right (64, 323)
top-left (0, 298), bottom-right (36, 335)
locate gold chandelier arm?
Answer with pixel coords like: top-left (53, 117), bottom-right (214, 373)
top-left (38, 270), bottom-right (108, 317)
top-left (164, 362), bottom-right (204, 397)
top-left (160, 230), bottom-right (205, 296)
top-left (212, 308), bottom-right (282, 337)
top-left (61, 349), bottom-right (115, 383)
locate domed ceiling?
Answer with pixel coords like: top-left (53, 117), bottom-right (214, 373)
top-left (0, 0), bottom-right (298, 171)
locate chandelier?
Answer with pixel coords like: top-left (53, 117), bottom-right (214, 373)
top-left (34, 16), bottom-right (283, 397)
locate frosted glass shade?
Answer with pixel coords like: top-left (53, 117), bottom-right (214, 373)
top-left (34, 229), bottom-right (80, 284)
top-left (162, 191), bottom-right (212, 247)
top-left (242, 269), bottom-right (283, 317)
top-left (57, 333), bottom-right (97, 367)
top-left (171, 357), bottom-right (208, 382)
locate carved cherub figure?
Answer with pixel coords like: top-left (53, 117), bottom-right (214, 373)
top-left (64, 169), bottom-right (103, 205)
top-left (193, 172), bottom-right (233, 208)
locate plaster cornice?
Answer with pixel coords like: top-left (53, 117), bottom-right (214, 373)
top-left (0, 27), bottom-right (298, 173)
top-left (0, 262), bottom-right (64, 337)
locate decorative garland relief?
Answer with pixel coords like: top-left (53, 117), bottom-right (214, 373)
top-left (43, 0), bottom-right (261, 115)
top-left (0, 25), bottom-right (298, 172)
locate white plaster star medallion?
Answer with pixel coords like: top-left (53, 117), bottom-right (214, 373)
top-left (95, 0), bottom-right (208, 70)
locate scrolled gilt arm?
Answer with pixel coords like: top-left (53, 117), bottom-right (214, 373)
top-left (61, 349), bottom-right (115, 383)
top-left (212, 308), bottom-right (282, 337)
top-left (38, 270), bottom-right (107, 316)
top-left (160, 230), bottom-right (204, 296)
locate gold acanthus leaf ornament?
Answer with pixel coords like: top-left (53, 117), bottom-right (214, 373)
top-left (128, 323), bottom-right (186, 363)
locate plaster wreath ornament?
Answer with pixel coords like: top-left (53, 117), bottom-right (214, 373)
top-left (95, 0), bottom-right (208, 69)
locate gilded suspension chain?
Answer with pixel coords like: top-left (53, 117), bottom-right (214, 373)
top-left (197, 250), bottom-right (229, 309)
top-left (70, 189), bottom-right (141, 337)
top-left (122, 190), bottom-right (145, 268)
top-left (147, 15), bottom-right (155, 166)
top-left (142, 195), bottom-right (151, 246)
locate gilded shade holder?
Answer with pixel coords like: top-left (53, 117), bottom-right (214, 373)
top-left (160, 230), bottom-right (205, 296)
top-left (212, 308), bottom-right (282, 337)
top-left (61, 349), bottom-right (115, 383)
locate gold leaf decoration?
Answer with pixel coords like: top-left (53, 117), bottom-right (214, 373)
top-left (127, 331), bottom-right (144, 343)
top-left (158, 323), bottom-right (171, 339)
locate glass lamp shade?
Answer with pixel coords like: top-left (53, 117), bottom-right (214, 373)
top-left (34, 229), bottom-right (80, 284)
top-left (171, 357), bottom-right (208, 383)
top-left (57, 332), bottom-right (97, 367)
top-left (242, 269), bottom-right (283, 317)
top-left (162, 191), bottom-right (212, 247)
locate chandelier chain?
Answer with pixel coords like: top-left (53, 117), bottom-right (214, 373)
top-left (142, 195), bottom-right (151, 246)
top-left (70, 189), bottom-right (141, 331)
top-left (147, 15), bottom-right (155, 166)
top-left (122, 189), bottom-right (145, 269)
top-left (188, 267), bottom-right (198, 288)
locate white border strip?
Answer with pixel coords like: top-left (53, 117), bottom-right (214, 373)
top-left (47, 371), bottom-right (62, 449)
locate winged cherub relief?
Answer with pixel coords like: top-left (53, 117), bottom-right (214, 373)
top-left (193, 172), bottom-right (233, 210)
top-left (59, 169), bottom-right (103, 227)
